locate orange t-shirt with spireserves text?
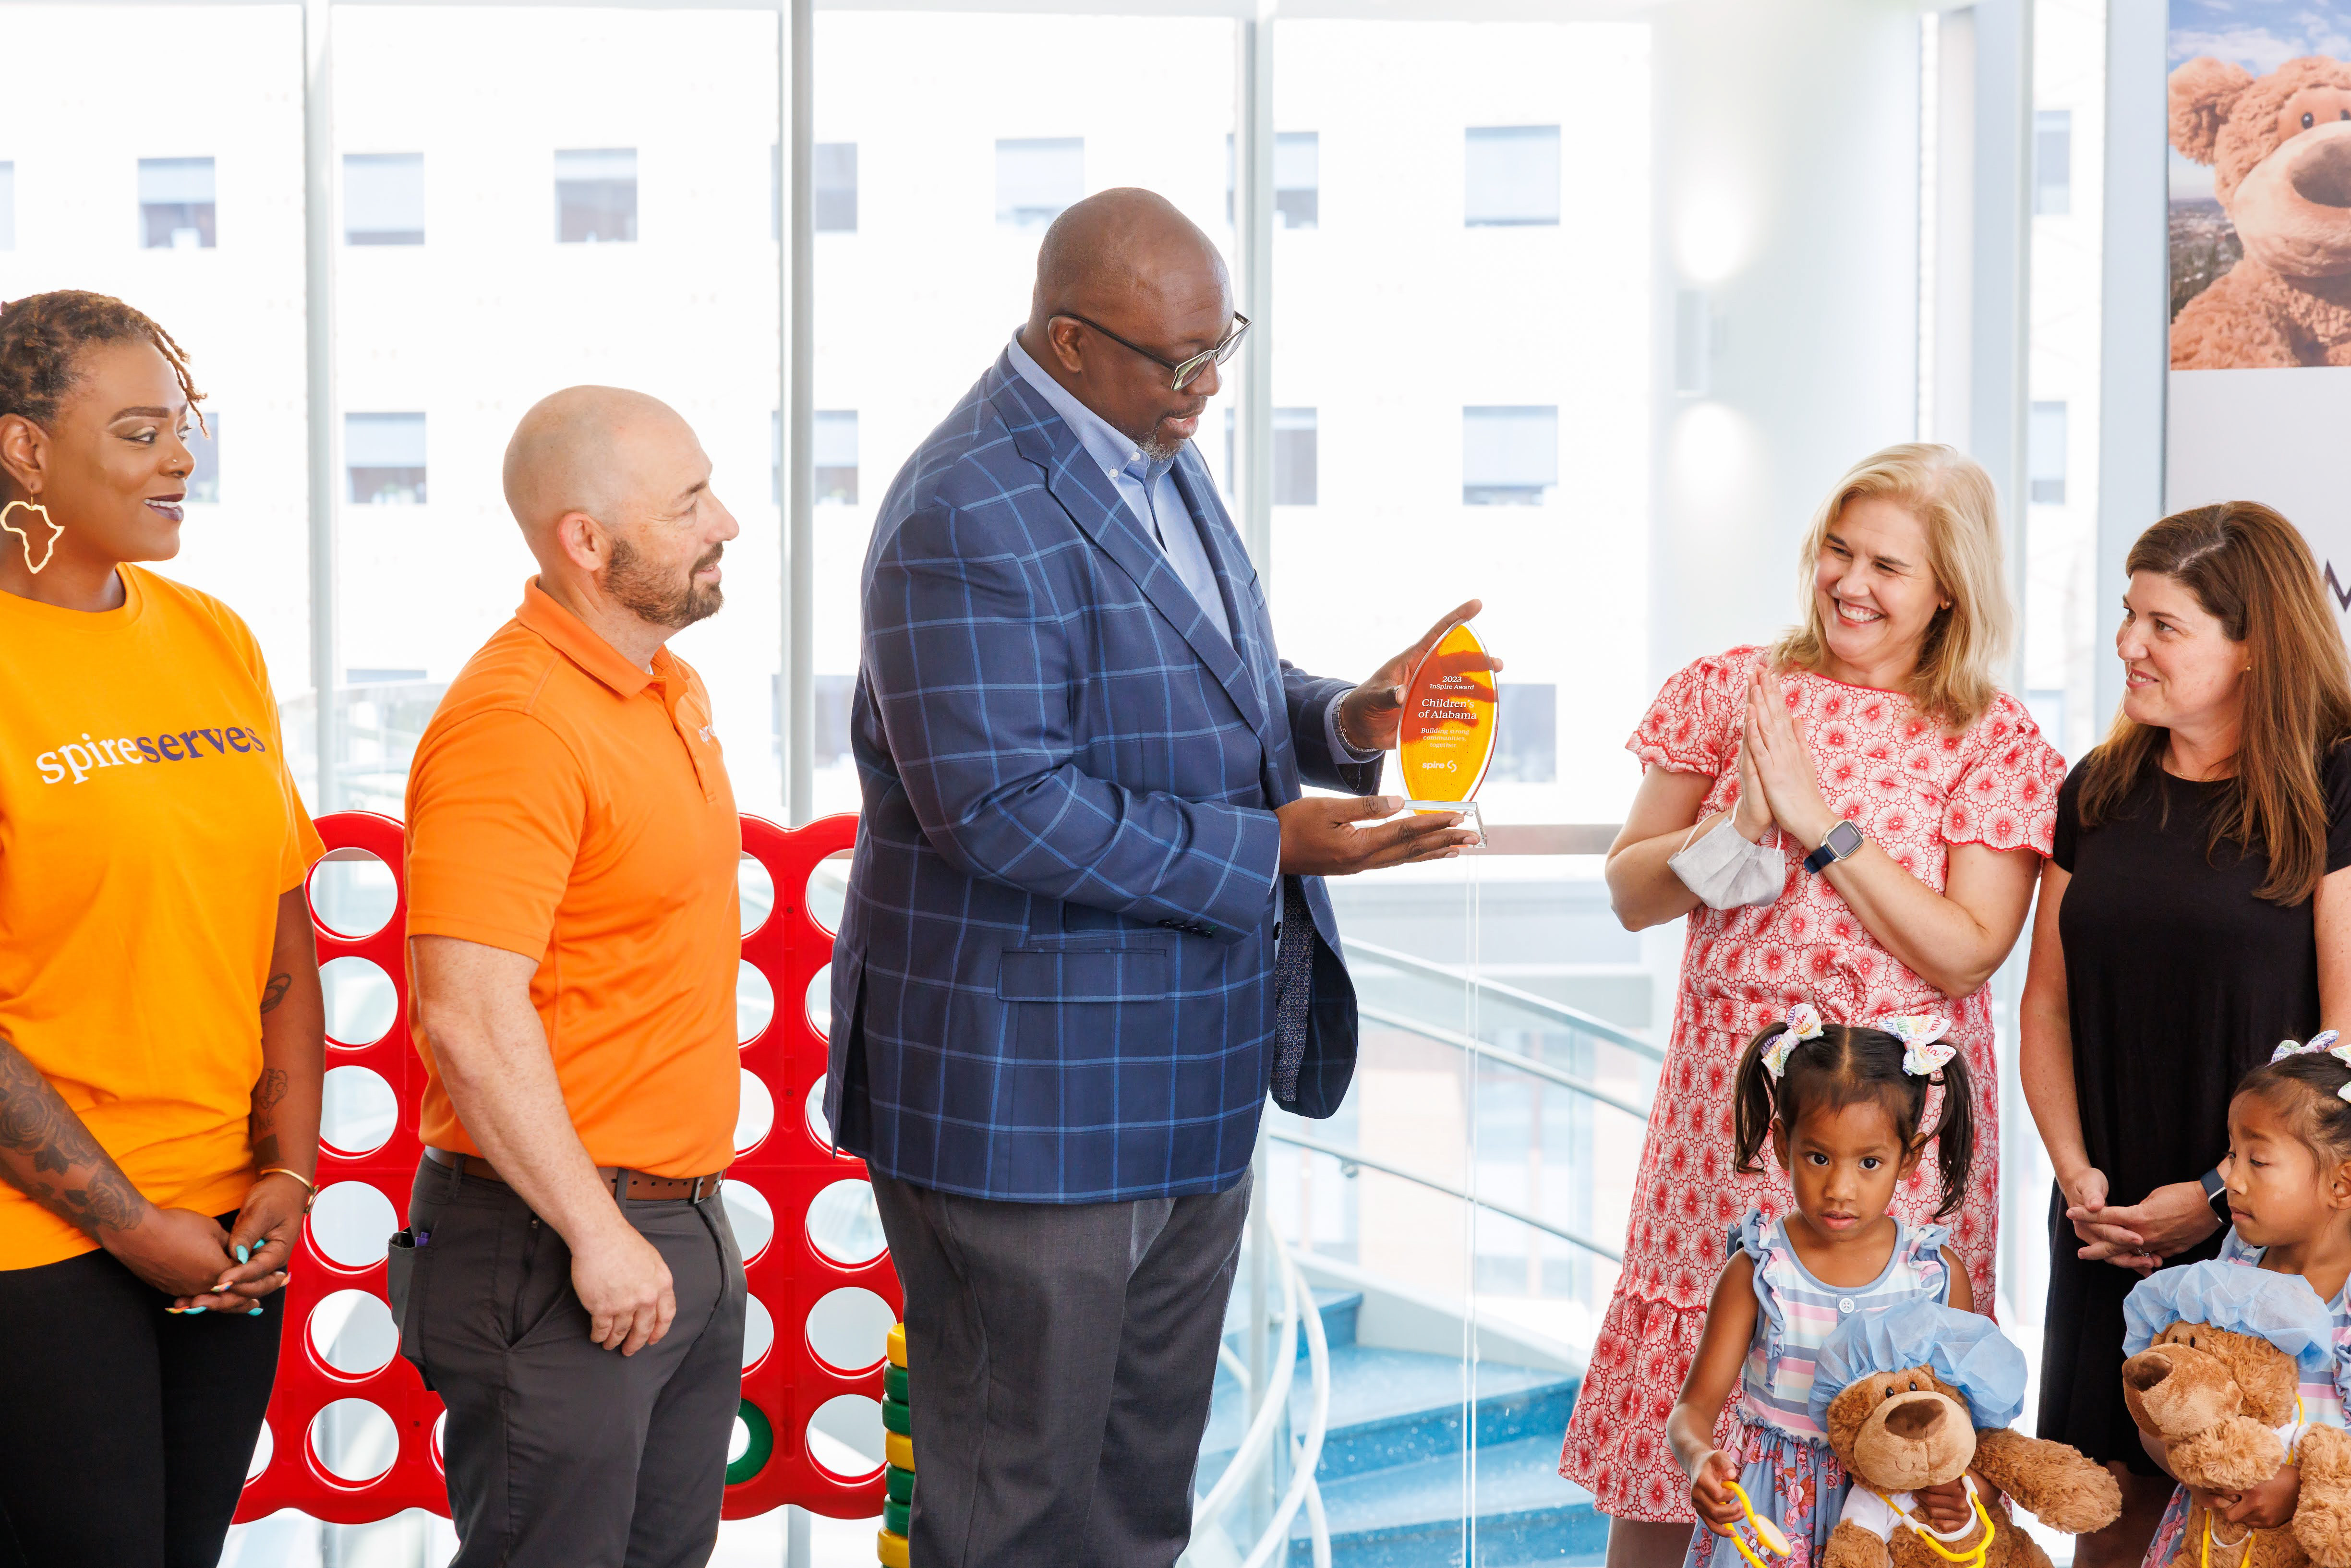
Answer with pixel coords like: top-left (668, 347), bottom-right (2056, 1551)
top-left (0, 567), bottom-right (323, 1268)
top-left (404, 581), bottom-right (740, 1177)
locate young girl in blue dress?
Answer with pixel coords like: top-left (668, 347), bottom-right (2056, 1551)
top-left (2140, 1033), bottom-right (2351, 1568)
top-left (1667, 1005), bottom-right (1983, 1568)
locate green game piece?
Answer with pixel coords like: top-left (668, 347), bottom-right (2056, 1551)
top-left (726, 1400), bottom-right (773, 1485)
top-left (882, 1396), bottom-right (911, 1436)
top-left (884, 1498), bottom-right (911, 1537)
top-left (885, 1363), bottom-right (910, 1404)
top-left (887, 1465), bottom-right (914, 1504)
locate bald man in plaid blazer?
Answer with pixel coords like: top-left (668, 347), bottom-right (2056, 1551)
top-left (825, 189), bottom-right (1486, 1567)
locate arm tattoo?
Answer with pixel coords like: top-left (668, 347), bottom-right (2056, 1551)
top-left (0, 1039), bottom-right (145, 1236)
top-left (254, 1067), bottom-right (289, 1110)
top-left (260, 972), bottom-right (292, 1014)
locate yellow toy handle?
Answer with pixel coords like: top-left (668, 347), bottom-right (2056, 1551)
top-left (1876, 1486), bottom-right (1996, 1568)
top-left (1723, 1481), bottom-right (1793, 1568)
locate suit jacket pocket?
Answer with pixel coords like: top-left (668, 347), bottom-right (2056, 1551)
top-left (999, 948), bottom-right (1179, 1151)
top-left (997, 945), bottom-right (1168, 1002)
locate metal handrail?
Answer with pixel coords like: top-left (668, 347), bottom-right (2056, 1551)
top-left (1270, 1128), bottom-right (1625, 1265)
top-left (1357, 1003), bottom-right (1652, 1122)
top-left (1194, 1232), bottom-right (1332, 1566)
top-left (1340, 936), bottom-right (1664, 1063)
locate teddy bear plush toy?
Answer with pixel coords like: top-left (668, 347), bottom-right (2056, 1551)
top-left (2170, 54), bottom-right (2351, 367)
top-left (2121, 1261), bottom-right (2351, 1568)
top-left (1811, 1299), bottom-right (2120, 1568)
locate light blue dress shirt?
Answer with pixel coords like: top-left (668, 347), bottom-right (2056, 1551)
top-left (1006, 330), bottom-right (1377, 772)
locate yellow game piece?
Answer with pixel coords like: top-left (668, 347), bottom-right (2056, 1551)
top-left (877, 1528), bottom-right (911, 1568)
top-left (887, 1431), bottom-right (915, 1472)
top-left (887, 1324), bottom-right (908, 1368)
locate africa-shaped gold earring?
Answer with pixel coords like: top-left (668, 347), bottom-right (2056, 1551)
top-left (0, 499), bottom-right (61, 574)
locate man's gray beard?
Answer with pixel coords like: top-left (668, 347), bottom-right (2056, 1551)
top-left (1139, 429), bottom-right (1183, 463)
top-left (605, 533), bottom-right (722, 630)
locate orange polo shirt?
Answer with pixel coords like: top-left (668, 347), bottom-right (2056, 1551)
top-left (404, 581), bottom-right (740, 1177)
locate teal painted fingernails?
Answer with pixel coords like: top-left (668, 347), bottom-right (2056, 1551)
top-left (247, 1306), bottom-right (264, 1316)
top-left (184, 1306), bottom-right (208, 1315)
top-left (235, 1244), bottom-right (251, 1264)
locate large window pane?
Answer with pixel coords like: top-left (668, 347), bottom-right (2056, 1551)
top-left (555, 146), bottom-right (637, 243)
top-left (334, 9), bottom-right (779, 815)
top-left (816, 141), bottom-right (858, 233)
top-left (995, 135), bottom-right (1084, 229)
top-left (1465, 123), bottom-right (1561, 227)
top-left (1463, 404), bottom-right (1559, 505)
top-left (345, 152), bottom-right (424, 245)
top-left (140, 155), bottom-right (218, 248)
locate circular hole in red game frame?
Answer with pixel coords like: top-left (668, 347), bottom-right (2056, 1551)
top-left (432, 1411), bottom-right (447, 1474)
top-left (307, 845), bottom-right (398, 941)
top-left (742, 1293), bottom-right (775, 1370)
top-left (805, 1394), bottom-right (886, 1484)
top-left (805, 849), bottom-right (852, 936)
top-left (309, 1398), bottom-right (398, 1485)
top-left (738, 960), bottom-right (774, 1047)
top-left (309, 1289), bottom-right (399, 1377)
top-left (733, 1068), bottom-right (775, 1156)
top-left (738, 851), bottom-right (775, 939)
top-left (244, 1418), bottom-right (274, 1485)
top-left (806, 1285), bottom-right (897, 1375)
top-left (805, 1074), bottom-right (832, 1151)
top-left (804, 963), bottom-right (831, 1041)
top-left (308, 1181), bottom-right (398, 1270)
top-left (320, 955), bottom-right (398, 1048)
top-left (806, 1178), bottom-right (885, 1268)
top-left (320, 1063), bottom-right (398, 1159)
top-left (722, 1180), bottom-right (774, 1263)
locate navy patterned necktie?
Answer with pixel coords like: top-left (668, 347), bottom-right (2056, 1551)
top-left (1271, 875), bottom-right (1314, 1103)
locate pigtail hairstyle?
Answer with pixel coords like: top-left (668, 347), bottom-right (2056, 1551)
top-left (1732, 1015), bottom-right (1977, 1218)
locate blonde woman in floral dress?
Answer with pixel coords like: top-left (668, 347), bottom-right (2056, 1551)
top-left (1559, 445), bottom-right (2065, 1568)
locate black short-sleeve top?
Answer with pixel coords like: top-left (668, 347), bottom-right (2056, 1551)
top-left (2053, 744), bottom-right (2351, 1202)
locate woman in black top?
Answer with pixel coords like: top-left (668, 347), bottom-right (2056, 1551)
top-left (2022, 500), bottom-right (2351, 1568)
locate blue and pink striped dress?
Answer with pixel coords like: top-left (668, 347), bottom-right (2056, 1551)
top-left (1684, 1211), bottom-right (1956, 1568)
top-left (2140, 1230), bottom-right (2351, 1568)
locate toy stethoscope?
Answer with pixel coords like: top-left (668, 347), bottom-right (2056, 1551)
top-left (1872, 1482), bottom-right (1997, 1568)
top-left (1720, 1481), bottom-right (1794, 1568)
top-left (2199, 1394), bottom-right (2309, 1568)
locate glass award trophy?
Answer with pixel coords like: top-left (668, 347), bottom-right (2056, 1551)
top-left (1396, 621), bottom-right (1498, 829)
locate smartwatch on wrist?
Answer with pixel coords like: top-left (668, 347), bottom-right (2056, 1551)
top-left (2201, 1166), bottom-right (2231, 1224)
top-left (1803, 820), bottom-right (1865, 874)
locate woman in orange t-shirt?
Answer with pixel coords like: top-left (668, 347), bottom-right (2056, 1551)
top-left (0, 292), bottom-right (326, 1567)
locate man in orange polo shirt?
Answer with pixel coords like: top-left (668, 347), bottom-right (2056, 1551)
top-left (395, 386), bottom-right (746, 1568)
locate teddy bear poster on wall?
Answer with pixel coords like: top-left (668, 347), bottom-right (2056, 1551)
top-left (2121, 1261), bottom-right (2351, 1568)
top-left (2170, 48), bottom-right (2351, 367)
top-left (1808, 1299), bottom-right (2119, 1568)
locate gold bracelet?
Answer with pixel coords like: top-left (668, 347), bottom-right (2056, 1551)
top-left (258, 1166), bottom-right (318, 1211)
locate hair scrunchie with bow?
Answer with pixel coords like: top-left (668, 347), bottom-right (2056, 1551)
top-left (2271, 1030), bottom-right (2351, 1101)
top-left (1762, 1003), bottom-right (1824, 1079)
top-left (1881, 1014), bottom-right (1956, 1078)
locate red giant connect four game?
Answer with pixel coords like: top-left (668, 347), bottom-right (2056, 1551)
top-left (234, 809), bottom-right (898, 1526)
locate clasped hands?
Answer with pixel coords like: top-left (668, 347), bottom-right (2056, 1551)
top-left (2058, 1165), bottom-right (2219, 1277)
top-left (1278, 600), bottom-right (1498, 877)
top-left (1729, 665), bottom-right (1841, 854)
top-left (109, 1169), bottom-right (306, 1312)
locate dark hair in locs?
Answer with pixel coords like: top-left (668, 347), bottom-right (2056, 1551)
top-left (2235, 1051), bottom-right (2351, 1164)
top-left (1733, 1020), bottom-right (1975, 1218)
top-left (0, 291), bottom-right (205, 496)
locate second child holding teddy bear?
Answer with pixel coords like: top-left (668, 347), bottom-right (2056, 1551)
top-left (2139, 1036), bottom-right (2351, 1568)
top-left (1667, 1007), bottom-right (1984, 1568)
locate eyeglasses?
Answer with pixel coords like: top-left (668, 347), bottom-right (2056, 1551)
top-left (1052, 311), bottom-right (1251, 391)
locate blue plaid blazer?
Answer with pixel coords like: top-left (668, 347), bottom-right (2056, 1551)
top-left (825, 351), bottom-right (1379, 1204)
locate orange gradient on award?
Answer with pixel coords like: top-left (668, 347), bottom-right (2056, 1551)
top-left (1397, 622), bottom-right (1498, 809)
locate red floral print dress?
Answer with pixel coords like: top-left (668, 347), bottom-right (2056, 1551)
top-left (1556, 646), bottom-right (2066, 1522)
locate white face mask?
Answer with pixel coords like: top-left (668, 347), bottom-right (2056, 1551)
top-left (1667, 814), bottom-right (1784, 910)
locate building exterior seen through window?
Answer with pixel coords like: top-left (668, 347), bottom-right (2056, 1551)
top-left (1491, 682), bottom-right (1557, 783)
top-left (346, 413), bottom-right (427, 506)
top-left (815, 142), bottom-right (857, 233)
top-left (814, 410), bottom-right (858, 505)
top-left (188, 415), bottom-right (220, 505)
top-left (1462, 404), bottom-right (1558, 504)
top-left (554, 147), bottom-right (635, 243)
top-left (1273, 407), bottom-right (1317, 505)
top-left (0, 162), bottom-right (13, 250)
top-left (1464, 124), bottom-right (1559, 226)
top-left (996, 136), bottom-right (1083, 228)
top-left (2035, 109), bottom-right (2072, 217)
top-left (1229, 131), bottom-right (1320, 228)
top-left (344, 153), bottom-right (424, 245)
top-left (139, 157), bottom-right (217, 249)
top-left (2029, 399), bottom-right (2068, 505)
